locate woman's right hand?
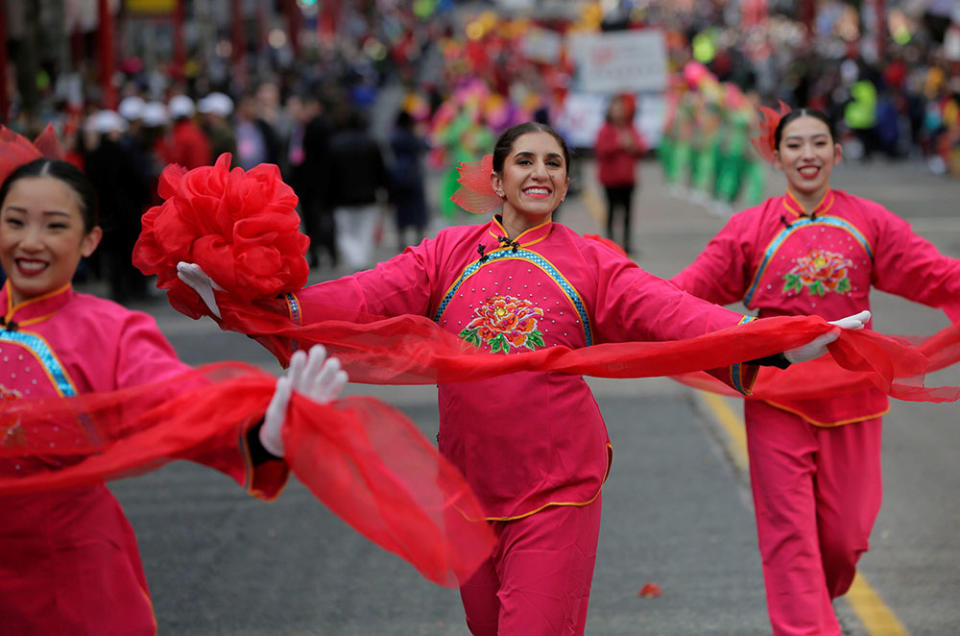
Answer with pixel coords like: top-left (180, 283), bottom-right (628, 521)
top-left (177, 262), bottom-right (223, 319)
top-left (784, 310), bottom-right (871, 363)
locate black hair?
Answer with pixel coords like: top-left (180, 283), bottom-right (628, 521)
top-left (774, 108), bottom-right (837, 149)
top-left (492, 122), bottom-right (572, 175)
top-left (0, 159), bottom-right (100, 232)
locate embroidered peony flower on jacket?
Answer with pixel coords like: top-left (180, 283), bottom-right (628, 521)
top-left (783, 249), bottom-right (853, 297)
top-left (459, 295), bottom-right (546, 353)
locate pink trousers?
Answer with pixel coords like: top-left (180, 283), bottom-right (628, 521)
top-left (459, 498), bottom-right (602, 636)
top-left (745, 401), bottom-right (883, 636)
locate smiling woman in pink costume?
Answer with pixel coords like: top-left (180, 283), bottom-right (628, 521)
top-left (0, 154), bottom-right (348, 635)
top-left (176, 121), bottom-right (872, 635)
top-left (670, 106), bottom-right (960, 635)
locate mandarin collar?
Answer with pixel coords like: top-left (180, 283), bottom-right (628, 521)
top-left (484, 215), bottom-right (553, 250)
top-left (1, 282), bottom-right (74, 330)
top-left (783, 188), bottom-right (836, 219)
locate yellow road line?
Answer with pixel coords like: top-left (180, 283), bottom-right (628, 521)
top-left (699, 392), bottom-right (748, 472)
top-left (696, 390), bottom-right (909, 635)
top-left (846, 574), bottom-right (909, 635)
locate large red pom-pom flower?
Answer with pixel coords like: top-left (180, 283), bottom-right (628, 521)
top-left (133, 153), bottom-right (310, 318)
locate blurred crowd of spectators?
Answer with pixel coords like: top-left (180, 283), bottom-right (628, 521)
top-left (3, 1), bottom-right (958, 298)
top-left (649, 2), bottom-right (960, 173)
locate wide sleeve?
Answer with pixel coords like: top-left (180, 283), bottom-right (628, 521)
top-left (591, 248), bottom-right (759, 395)
top-left (295, 241), bottom-right (435, 320)
top-left (114, 311), bottom-right (289, 500)
top-left (669, 211), bottom-right (755, 306)
top-left (868, 201), bottom-right (960, 322)
top-left (219, 237), bottom-right (439, 364)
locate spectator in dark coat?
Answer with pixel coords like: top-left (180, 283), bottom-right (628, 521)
top-left (323, 107), bottom-right (389, 271)
top-left (288, 93), bottom-right (336, 268)
top-left (388, 111), bottom-right (430, 251)
top-left (83, 111), bottom-right (152, 302)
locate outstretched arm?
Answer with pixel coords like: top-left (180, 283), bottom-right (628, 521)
top-left (870, 202), bottom-right (960, 322)
top-left (175, 236), bottom-right (440, 364)
top-left (591, 247), bottom-right (869, 392)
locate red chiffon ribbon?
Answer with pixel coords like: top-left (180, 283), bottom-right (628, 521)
top-left (672, 322), bottom-right (960, 404)
top-left (0, 362), bottom-right (494, 587)
top-left (214, 297), bottom-right (960, 403)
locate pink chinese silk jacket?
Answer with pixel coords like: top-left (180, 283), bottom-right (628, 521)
top-left (0, 283), bottom-right (287, 635)
top-left (270, 218), bottom-right (756, 521)
top-left (671, 189), bottom-right (960, 425)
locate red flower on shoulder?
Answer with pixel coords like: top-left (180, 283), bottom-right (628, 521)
top-left (133, 153), bottom-right (310, 318)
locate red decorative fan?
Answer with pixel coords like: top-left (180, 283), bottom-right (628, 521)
top-left (749, 101), bottom-right (792, 164)
top-left (0, 125), bottom-right (64, 186)
top-left (450, 153), bottom-right (502, 215)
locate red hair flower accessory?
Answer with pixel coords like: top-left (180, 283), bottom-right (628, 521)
top-left (749, 101), bottom-right (791, 164)
top-left (450, 154), bottom-right (502, 215)
top-left (0, 125), bottom-right (63, 186)
top-left (133, 153), bottom-right (310, 318)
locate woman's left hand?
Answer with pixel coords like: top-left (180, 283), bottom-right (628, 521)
top-left (784, 310), bottom-right (871, 363)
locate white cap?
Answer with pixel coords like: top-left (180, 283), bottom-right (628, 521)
top-left (141, 101), bottom-right (169, 127)
top-left (168, 94), bottom-right (195, 119)
top-left (88, 110), bottom-right (127, 134)
top-left (198, 92), bottom-right (234, 117)
top-left (118, 95), bottom-right (145, 121)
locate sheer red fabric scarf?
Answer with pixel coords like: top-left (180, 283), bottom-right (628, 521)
top-left (214, 297), bottom-right (960, 404)
top-left (0, 362), bottom-right (494, 587)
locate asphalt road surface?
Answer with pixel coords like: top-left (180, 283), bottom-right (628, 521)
top-left (105, 157), bottom-right (960, 634)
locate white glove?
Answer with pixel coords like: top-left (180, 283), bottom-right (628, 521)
top-left (260, 345), bottom-right (349, 457)
top-left (784, 310), bottom-right (871, 364)
top-left (177, 262), bottom-right (223, 319)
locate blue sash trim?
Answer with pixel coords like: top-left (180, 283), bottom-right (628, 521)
top-left (0, 331), bottom-right (75, 397)
top-left (435, 249), bottom-right (593, 346)
top-left (744, 216), bottom-right (873, 306)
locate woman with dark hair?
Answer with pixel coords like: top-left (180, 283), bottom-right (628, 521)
top-left (670, 106), bottom-right (960, 635)
top-left (0, 157), bottom-right (345, 633)
top-left (595, 93), bottom-right (645, 254)
top-left (177, 120), bottom-right (866, 635)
